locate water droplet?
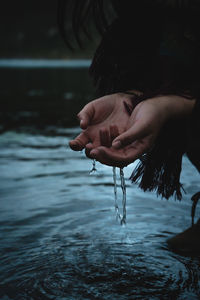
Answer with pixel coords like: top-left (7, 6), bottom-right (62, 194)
top-left (89, 159), bottom-right (97, 174)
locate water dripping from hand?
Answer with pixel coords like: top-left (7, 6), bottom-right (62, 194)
top-left (89, 159), bottom-right (97, 174)
top-left (113, 166), bottom-right (121, 221)
top-left (112, 167), bottom-right (127, 225)
top-left (119, 168), bottom-right (126, 225)
top-left (89, 161), bottom-right (127, 225)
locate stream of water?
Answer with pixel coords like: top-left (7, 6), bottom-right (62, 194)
top-left (112, 167), bottom-right (127, 225)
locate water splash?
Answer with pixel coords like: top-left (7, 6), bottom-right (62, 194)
top-left (112, 167), bottom-right (126, 225)
top-left (90, 159), bottom-right (97, 174)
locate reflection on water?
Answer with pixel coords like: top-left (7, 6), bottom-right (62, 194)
top-left (0, 128), bottom-right (200, 300)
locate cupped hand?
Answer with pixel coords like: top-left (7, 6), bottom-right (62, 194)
top-left (89, 95), bottom-right (195, 167)
top-left (69, 93), bottom-right (135, 151)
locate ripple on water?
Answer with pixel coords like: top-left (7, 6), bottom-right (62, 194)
top-left (1, 235), bottom-right (200, 300)
top-left (0, 129), bottom-right (200, 299)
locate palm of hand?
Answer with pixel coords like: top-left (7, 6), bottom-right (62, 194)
top-left (90, 100), bottom-right (166, 167)
top-left (69, 94), bottom-right (132, 151)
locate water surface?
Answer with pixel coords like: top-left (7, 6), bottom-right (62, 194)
top-left (0, 127), bottom-right (200, 300)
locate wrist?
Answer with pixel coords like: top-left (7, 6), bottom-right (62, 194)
top-left (152, 95), bottom-right (196, 120)
top-left (120, 90), bottom-right (143, 114)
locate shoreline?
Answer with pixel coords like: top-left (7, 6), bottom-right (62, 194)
top-left (0, 59), bottom-right (91, 69)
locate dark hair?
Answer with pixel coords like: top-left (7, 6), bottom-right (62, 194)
top-left (57, 0), bottom-right (200, 45)
top-left (58, 0), bottom-right (200, 98)
top-left (57, 0), bottom-right (200, 200)
top-left (57, 0), bottom-right (115, 50)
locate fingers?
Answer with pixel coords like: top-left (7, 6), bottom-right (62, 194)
top-left (90, 139), bottom-right (149, 168)
top-left (85, 125), bottom-right (119, 159)
top-left (85, 143), bottom-right (94, 158)
top-left (70, 124), bottom-right (119, 153)
top-left (112, 122), bottom-right (148, 149)
top-left (77, 102), bottom-right (95, 129)
top-left (89, 147), bottom-right (130, 168)
top-left (100, 128), bottom-right (111, 147)
top-left (69, 132), bottom-right (90, 151)
top-left (90, 147), bottom-right (131, 168)
top-left (99, 124), bottom-right (120, 147)
top-left (110, 125), bottom-right (119, 141)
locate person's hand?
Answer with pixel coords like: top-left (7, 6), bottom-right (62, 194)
top-left (89, 95), bottom-right (195, 167)
top-left (69, 93), bottom-right (136, 151)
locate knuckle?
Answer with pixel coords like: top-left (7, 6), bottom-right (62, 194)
top-left (77, 113), bottom-right (81, 120)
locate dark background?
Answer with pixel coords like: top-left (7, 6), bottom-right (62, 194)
top-left (0, 0), bottom-right (97, 59)
top-left (0, 0), bottom-right (98, 132)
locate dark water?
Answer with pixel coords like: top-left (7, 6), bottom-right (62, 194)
top-left (0, 59), bottom-right (94, 131)
top-left (0, 128), bottom-right (200, 300)
top-left (0, 60), bottom-right (200, 299)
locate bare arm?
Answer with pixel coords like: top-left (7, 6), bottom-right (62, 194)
top-left (89, 95), bottom-right (196, 167)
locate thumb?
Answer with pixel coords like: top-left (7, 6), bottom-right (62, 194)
top-left (112, 123), bottom-right (147, 148)
top-left (77, 102), bottom-right (95, 129)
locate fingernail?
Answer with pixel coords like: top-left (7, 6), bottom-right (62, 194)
top-left (112, 141), bottom-right (121, 149)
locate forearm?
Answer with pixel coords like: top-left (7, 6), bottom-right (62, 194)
top-left (124, 90), bottom-right (196, 122)
top-left (155, 95), bottom-right (196, 120)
